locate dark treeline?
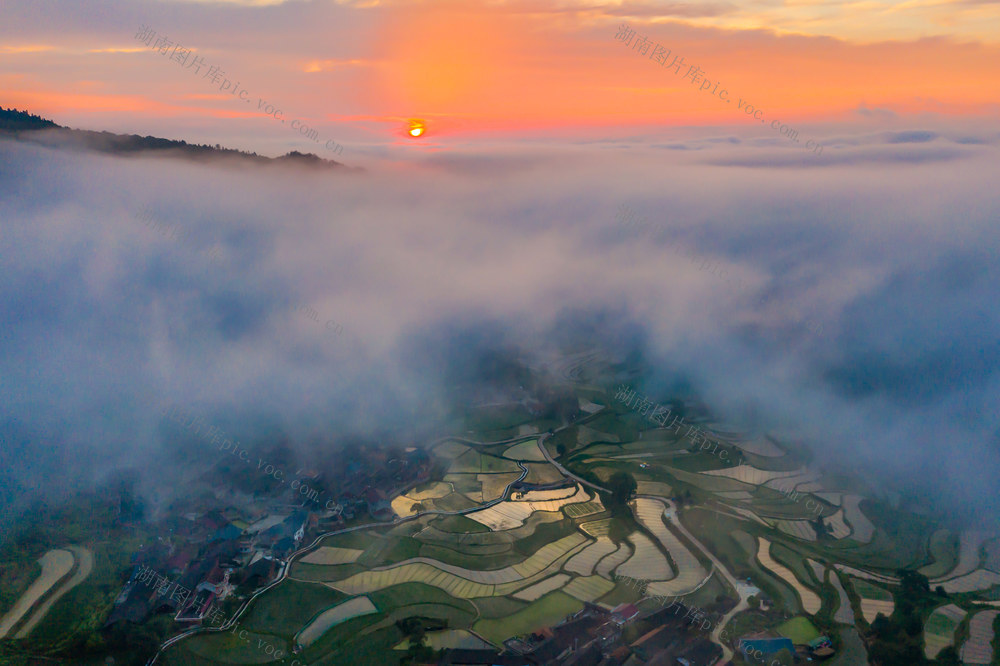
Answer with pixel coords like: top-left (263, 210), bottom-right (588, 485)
top-left (0, 106), bottom-right (354, 170)
top-left (0, 107), bottom-right (59, 131)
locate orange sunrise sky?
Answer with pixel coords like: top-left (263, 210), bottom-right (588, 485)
top-left (2, 0), bottom-right (999, 155)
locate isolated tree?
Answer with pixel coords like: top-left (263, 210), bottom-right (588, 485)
top-left (903, 612), bottom-right (923, 637)
top-left (812, 515), bottom-right (831, 540)
top-left (936, 645), bottom-right (961, 665)
top-left (897, 568), bottom-right (931, 596)
top-left (400, 630), bottom-right (434, 665)
top-left (870, 613), bottom-right (892, 639)
top-left (607, 471), bottom-right (637, 508)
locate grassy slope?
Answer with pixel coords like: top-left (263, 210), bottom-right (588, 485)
top-left (239, 579), bottom-right (348, 636)
top-left (473, 591), bottom-right (583, 645)
top-left (0, 559), bottom-right (42, 620)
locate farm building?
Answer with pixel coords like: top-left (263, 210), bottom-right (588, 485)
top-left (612, 603), bottom-right (641, 625)
top-left (737, 633), bottom-right (795, 658)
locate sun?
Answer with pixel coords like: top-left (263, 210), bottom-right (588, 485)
top-left (408, 120), bottom-right (425, 138)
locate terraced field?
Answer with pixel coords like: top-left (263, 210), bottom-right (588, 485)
top-left (165, 390), bottom-right (993, 664)
top-left (973, 601), bottom-right (1000, 609)
top-left (933, 531), bottom-right (992, 581)
top-left (522, 462), bottom-right (567, 485)
top-left (563, 500), bottom-right (604, 518)
top-left (814, 492), bottom-right (842, 506)
top-left (601, 439), bottom-right (688, 456)
top-left (563, 537), bottom-right (618, 576)
top-left (474, 591), bottom-right (583, 646)
top-left (478, 472), bottom-right (523, 502)
top-left (467, 485), bottom-right (592, 530)
top-left (715, 490), bottom-right (753, 500)
top-left (329, 563), bottom-right (491, 599)
top-left (594, 543), bottom-right (632, 578)
top-left (563, 575), bottom-right (615, 602)
top-left (703, 465), bottom-right (807, 486)
top-left (406, 481), bottom-right (454, 501)
top-left (756, 537), bottom-right (821, 614)
top-left (632, 498), bottom-right (709, 596)
top-left (919, 529), bottom-right (957, 578)
top-left (395, 629), bottom-right (493, 651)
top-left (775, 519), bottom-right (817, 542)
top-left (824, 509), bottom-right (852, 539)
top-left (764, 469), bottom-right (820, 493)
top-left (441, 474), bottom-right (487, 503)
top-left (297, 596), bottom-right (378, 648)
top-left (433, 440), bottom-right (471, 460)
top-left (924, 531), bottom-right (1000, 595)
top-left (327, 533), bottom-right (589, 598)
top-left (938, 568), bottom-right (1000, 593)
top-left (512, 574), bottom-right (571, 601)
top-left (416, 511), bottom-right (561, 548)
top-left (960, 609), bottom-right (998, 664)
top-left (515, 487), bottom-right (578, 501)
top-left (808, 559), bottom-right (825, 583)
top-left (725, 505), bottom-right (771, 527)
top-left (448, 449), bottom-right (522, 475)
top-left (616, 533), bottom-right (673, 581)
top-left (663, 466), bottom-right (754, 493)
top-left (579, 518), bottom-right (612, 538)
top-left (923, 603), bottom-right (967, 659)
top-left (834, 564), bottom-right (899, 585)
top-left (841, 495), bottom-right (875, 543)
top-left (576, 425), bottom-right (620, 447)
top-left (829, 572), bottom-right (855, 624)
top-left (301, 547), bottom-right (366, 566)
top-left (636, 480), bottom-right (673, 496)
top-left (702, 421), bottom-right (743, 441)
top-left (985, 538), bottom-right (1000, 572)
top-left (730, 434), bottom-right (785, 457)
top-left (502, 439), bottom-right (547, 462)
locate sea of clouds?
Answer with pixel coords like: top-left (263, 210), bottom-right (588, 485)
top-left (1, 126), bottom-right (998, 529)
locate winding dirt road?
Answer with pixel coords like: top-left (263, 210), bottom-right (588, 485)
top-left (15, 545), bottom-right (95, 639)
top-left (0, 545), bottom-right (94, 640)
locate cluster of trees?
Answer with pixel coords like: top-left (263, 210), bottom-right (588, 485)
top-left (674, 489), bottom-right (695, 507)
top-left (396, 617), bottom-right (445, 665)
top-left (0, 107), bottom-right (58, 131)
top-left (868, 569), bottom-right (957, 665)
top-left (1, 476), bottom-right (141, 556)
top-left (0, 476), bottom-right (169, 664)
